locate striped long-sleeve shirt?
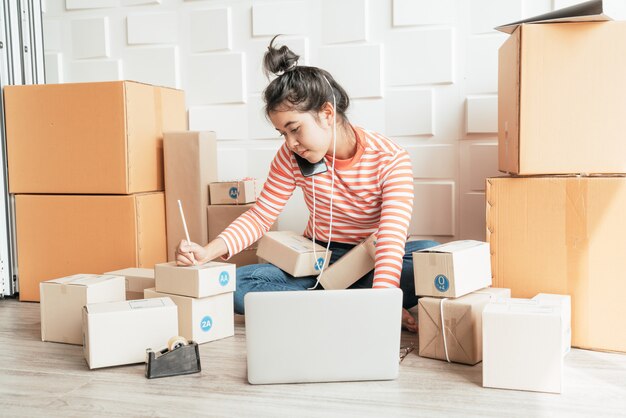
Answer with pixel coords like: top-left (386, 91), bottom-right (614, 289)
top-left (218, 126), bottom-right (414, 288)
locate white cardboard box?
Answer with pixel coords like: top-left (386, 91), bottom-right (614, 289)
top-left (413, 240), bottom-right (492, 298)
top-left (483, 297), bottom-right (566, 393)
top-left (144, 288), bottom-right (234, 344)
top-left (319, 234), bottom-right (376, 290)
top-left (82, 297), bottom-right (178, 369)
top-left (104, 268), bottom-right (155, 300)
top-left (533, 293), bottom-right (572, 356)
top-left (155, 261), bottom-right (236, 298)
top-left (40, 274), bottom-right (125, 345)
top-left (209, 180), bottom-right (256, 205)
top-left (256, 231), bottom-right (332, 277)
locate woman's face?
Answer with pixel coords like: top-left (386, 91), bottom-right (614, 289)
top-left (269, 105), bottom-right (333, 163)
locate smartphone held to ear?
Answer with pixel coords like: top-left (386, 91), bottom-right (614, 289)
top-left (294, 153), bottom-right (328, 177)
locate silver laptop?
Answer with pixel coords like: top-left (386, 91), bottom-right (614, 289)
top-left (244, 288), bottom-right (403, 384)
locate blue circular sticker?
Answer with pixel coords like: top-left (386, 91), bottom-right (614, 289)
top-left (219, 271), bottom-right (230, 286)
top-left (434, 274), bottom-right (450, 292)
top-left (314, 257), bottom-right (325, 271)
top-left (200, 315), bottom-right (213, 332)
top-left (229, 187), bottom-right (240, 199)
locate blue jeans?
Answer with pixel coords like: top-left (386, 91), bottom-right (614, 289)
top-left (233, 239), bottom-right (440, 314)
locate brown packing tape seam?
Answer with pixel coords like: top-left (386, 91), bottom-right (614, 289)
top-left (565, 177), bottom-right (589, 345)
top-left (485, 179), bottom-right (497, 287)
top-left (136, 195), bottom-right (143, 266)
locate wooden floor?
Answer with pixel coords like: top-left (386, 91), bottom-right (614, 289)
top-left (1, 299), bottom-right (625, 418)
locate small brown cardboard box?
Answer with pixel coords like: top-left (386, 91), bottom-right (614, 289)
top-left (155, 261), bottom-right (236, 298)
top-left (256, 231), bottom-right (332, 277)
top-left (209, 180), bottom-right (256, 205)
top-left (207, 204), bottom-right (278, 251)
top-left (413, 240), bottom-right (492, 298)
top-left (82, 297), bottom-right (178, 369)
top-left (40, 274), bottom-right (126, 345)
top-left (145, 288), bottom-right (234, 344)
top-left (16, 193), bottom-right (167, 302)
top-left (487, 176), bottom-right (626, 353)
top-left (104, 268), bottom-right (155, 300)
top-left (417, 287), bottom-right (510, 365)
top-left (228, 248), bottom-right (260, 267)
top-left (498, 21), bottom-right (626, 175)
top-left (164, 131), bottom-right (217, 261)
top-left (319, 234), bottom-right (376, 290)
top-left (4, 81), bottom-right (186, 194)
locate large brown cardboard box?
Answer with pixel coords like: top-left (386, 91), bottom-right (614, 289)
top-left (16, 193), bottom-right (167, 302)
top-left (486, 176), bottom-right (626, 353)
top-left (164, 131), bottom-right (217, 260)
top-left (4, 81), bottom-right (186, 194)
top-left (498, 21), bottom-right (626, 175)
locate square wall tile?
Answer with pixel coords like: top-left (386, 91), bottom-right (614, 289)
top-left (190, 8), bottom-right (232, 52)
top-left (385, 89), bottom-right (433, 136)
top-left (189, 105), bottom-right (248, 140)
top-left (252, 1), bottom-right (308, 36)
top-left (188, 52), bottom-right (245, 105)
top-left (348, 99), bottom-right (385, 134)
top-left (468, 143), bottom-right (499, 191)
top-left (45, 53), bottom-right (63, 83)
top-left (43, 19), bottom-right (62, 51)
top-left (393, 0), bottom-right (455, 26)
top-left (470, 0), bottom-right (522, 34)
top-left (124, 46), bottom-right (179, 88)
top-left (66, 0), bottom-right (117, 10)
top-left (387, 28), bottom-right (453, 86)
top-left (248, 37), bottom-right (309, 93)
top-left (71, 17), bottom-right (110, 59)
top-left (410, 181), bottom-right (455, 236)
top-left (248, 95), bottom-right (277, 139)
top-left (127, 13), bottom-right (177, 44)
top-left (322, 0), bottom-right (368, 44)
top-left (319, 44), bottom-right (383, 98)
top-left (217, 145), bottom-right (249, 180)
top-left (466, 95), bottom-right (497, 133)
top-left (466, 34), bottom-right (507, 94)
top-left (70, 59), bottom-right (122, 82)
top-left (405, 144), bottom-right (455, 179)
top-left (123, 0), bottom-right (161, 5)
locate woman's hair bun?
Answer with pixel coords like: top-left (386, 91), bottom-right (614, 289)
top-left (263, 35), bottom-right (299, 78)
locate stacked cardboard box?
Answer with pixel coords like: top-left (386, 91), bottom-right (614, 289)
top-left (256, 231), bottom-right (332, 277)
top-left (490, 12), bottom-right (626, 353)
top-left (146, 261), bottom-right (236, 344)
top-left (5, 81), bottom-right (186, 301)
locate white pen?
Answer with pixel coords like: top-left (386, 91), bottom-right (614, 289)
top-left (177, 199), bottom-right (195, 265)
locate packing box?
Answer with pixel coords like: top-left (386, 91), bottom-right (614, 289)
top-left (256, 231), bottom-right (332, 277)
top-left (413, 240), bottom-right (492, 298)
top-left (40, 274), bottom-right (125, 345)
top-left (209, 180), bottom-right (256, 205)
top-left (207, 204), bottom-right (278, 250)
top-left (228, 248), bottom-right (260, 267)
top-left (417, 287), bottom-right (511, 365)
top-left (82, 297), bottom-right (178, 369)
top-left (144, 288), bottom-right (234, 344)
top-left (155, 261), bottom-right (236, 298)
top-left (104, 268), bottom-right (155, 300)
top-left (486, 176), bottom-right (626, 352)
top-left (16, 193), bottom-right (167, 302)
top-left (498, 21), bottom-right (626, 175)
top-left (164, 131), bottom-right (217, 261)
top-left (534, 293), bottom-right (572, 356)
top-left (4, 81), bottom-right (186, 194)
top-left (483, 297), bottom-right (567, 393)
top-left (319, 234), bottom-right (376, 290)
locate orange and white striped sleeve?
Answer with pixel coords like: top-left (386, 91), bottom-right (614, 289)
top-left (372, 149), bottom-right (414, 288)
top-left (217, 144), bottom-right (296, 258)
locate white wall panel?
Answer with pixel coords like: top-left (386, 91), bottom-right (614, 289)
top-left (123, 0), bottom-right (161, 5)
top-left (387, 28), bottom-right (453, 86)
top-left (70, 59), bottom-right (122, 82)
top-left (319, 44), bottom-right (382, 98)
top-left (127, 13), bottom-right (177, 45)
top-left (466, 34), bottom-right (507, 94)
top-left (406, 144), bottom-right (455, 179)
top-left (468, 143), bottom-right (499, 191)
top-left (190, 8), bottom-right (232, 52)
top-left (278, 188), bottom-right (308, 233)
top-left (43, 20), bottom-right (62, 51)
top-left (246, 144), bottom-right (281, 179)
top-left (392, 0), bottom-right (455, 26)
top-left (322, 0), bottom-right (368, 44)
top-left (188, 52), bottom-right (245, 105)
top-left (410, 181), bottom-right (455, 236)
top-left (44, 53), bottom-right (63, 83)
top-left (522, 0), bottom-right (553, 18)
top-left (66, 0), bottom-right (117, 10)
top-left (252, 1), bottom-right (308, 36)
top-left (348, 99), bottom-right (385, 134)
top-left (248, 95), bottom-right (276, 139)
top-left (248, 37), bottom-right (309, 93)
top-left (71, 17), bottom-right (110, 59)
top-left (189, 105), bottom-right (248, 140)
top-left (466, 95), bottom-right (497, 134)
top-left (217, 145), bottom-right (249, 180)
top-left (470, 0), bottom-right (522, 34)
top-left (124, 46), bottom-right (179, 88)
top-left (385, 89), bottom-right (433, 136)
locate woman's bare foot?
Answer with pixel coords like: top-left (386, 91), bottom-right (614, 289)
top-left (402, 308), bottom-right (417, 333)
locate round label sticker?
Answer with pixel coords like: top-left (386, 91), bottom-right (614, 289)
top-left (229, 187), bottom-right (240, 199)
top-left (200, 315), bottom-right (213, 332)
top-left (219, 271), bottom-right (230, 286)
top-left (314, 257), bottom-right (325, 271)
top-left (434, 274), bottom-right (450, 292)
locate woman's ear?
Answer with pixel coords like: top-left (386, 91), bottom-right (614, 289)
top-left (320, 101), bottom-right (335, 126)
